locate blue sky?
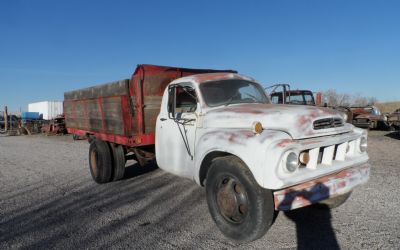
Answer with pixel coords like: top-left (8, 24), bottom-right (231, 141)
top-left (0, 0), bottom-right (399, 112)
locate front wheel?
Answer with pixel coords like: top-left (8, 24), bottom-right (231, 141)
top-left (205, 156), bottom-right (276, 242)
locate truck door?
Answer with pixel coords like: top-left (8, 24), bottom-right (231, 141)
top-left (156, 83), bottom-right (198, 178)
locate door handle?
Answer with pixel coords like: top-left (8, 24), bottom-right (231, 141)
top-left (160, 118), bottom-right (167, 121)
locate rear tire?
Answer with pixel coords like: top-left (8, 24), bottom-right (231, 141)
top-left (89, 140), bottom-right (112, 184)
top-left (205, 156), bottom-right (276, 242)
top-left (110, 143), bottom-right (126, 181)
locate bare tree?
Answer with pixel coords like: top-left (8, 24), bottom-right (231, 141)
top-left (323, 89), bottom-right (351, 106)
top-left (322, 90), bottom-right (377, 107)
top-left (352, 93), bottom-right (377, 106)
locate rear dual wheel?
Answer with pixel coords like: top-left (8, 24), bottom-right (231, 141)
top-left (89, 140), bottom-right (125, 183)
top-left (110, 143), bottom-right (126, 181)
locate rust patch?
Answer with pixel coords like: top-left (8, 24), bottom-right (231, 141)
top-left (202, 130), bottom-right (254, 146)
top-left (300, 140), bottom-right (323, 146)
top-left (277, 139), bottom-right (293, 148)
top-left (192, 73), bottom-right (238, 83)
top-left (211, 104), bottom-right (279, 115)
top-left (274, 164), bottom-right (370, 211)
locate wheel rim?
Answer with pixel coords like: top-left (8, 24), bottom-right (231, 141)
top-left (216, 175), bottom-right (249, 224)
top-left (90, 148), bottom-right (98, 176)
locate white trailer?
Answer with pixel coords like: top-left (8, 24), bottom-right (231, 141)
top-left (28, 101), bottom-right (63, 120)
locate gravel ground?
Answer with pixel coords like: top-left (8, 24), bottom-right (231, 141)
top-left (0, 130), bottom-right (399, 249)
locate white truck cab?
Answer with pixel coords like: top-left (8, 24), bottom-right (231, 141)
top-left (156, 72), bottom-right (370, 242)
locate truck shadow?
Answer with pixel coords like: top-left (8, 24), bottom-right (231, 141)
top-left (0, 169), bottom-right (224, 249)
top-left (384, 131), bottom-right (400, 140)
top-left (122, 161), bottom-right (158, 180)
top-left (282, 183), bottom-right (340, 250)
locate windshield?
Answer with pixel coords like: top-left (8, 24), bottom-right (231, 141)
top-left (286, 92), bottom-right (315, 105)
top-left (372, 108), bottom-right (381, 116)
top-left (270, 91), bottom-right (315, 105)
top-left (200, 79), bottom-right (269, 107)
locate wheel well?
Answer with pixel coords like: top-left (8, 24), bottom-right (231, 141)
top-left (199, 151), bottom-right (231, 186)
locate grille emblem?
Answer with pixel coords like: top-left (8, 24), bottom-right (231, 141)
top-left (313, 118), bottom-right (344, 130)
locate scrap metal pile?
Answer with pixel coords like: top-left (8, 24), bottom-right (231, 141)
top-left (41, 114), bottom-right (68, 135)
top-left (1, 106), bottom-right (67, 136)
top-left (386, 109), bottom-right (400, 131)
top-left (0, 107), bottom-right (19, 135)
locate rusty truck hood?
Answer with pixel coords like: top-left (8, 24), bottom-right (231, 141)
top-left (203, 104), bottom-right (353, 139)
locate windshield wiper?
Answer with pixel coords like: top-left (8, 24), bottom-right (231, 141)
top-left (225, 92), bottom-right (243, 106)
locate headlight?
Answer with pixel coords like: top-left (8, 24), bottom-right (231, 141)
top-left (285, 152), bottom-right (299, 172)
top-left (359, 136), bottom-right (368, 152)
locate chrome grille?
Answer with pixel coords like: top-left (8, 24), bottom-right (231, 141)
top-left (313, 118), bottom-right (344, 130)
top-left (305, 140), bottom-right (356, 169)
top-left (356, 118), bottom-right (369, 123)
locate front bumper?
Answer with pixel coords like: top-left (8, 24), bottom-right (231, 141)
top-left (352, 120), bottom-right (372, 128)
top-left (273, 163), bottom-right (370, 211)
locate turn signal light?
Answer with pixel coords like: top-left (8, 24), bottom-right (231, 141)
top-left (252, 121), bottom-right (263, 134)
top-left (299, 151), bottom-right (310, 165)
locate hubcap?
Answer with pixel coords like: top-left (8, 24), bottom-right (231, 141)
top-left (216, 176), bottom-right (249, 223)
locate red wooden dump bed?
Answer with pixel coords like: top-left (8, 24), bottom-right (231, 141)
top-left (64, 64), bottom-right (236, 147)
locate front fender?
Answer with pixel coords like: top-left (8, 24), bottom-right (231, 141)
top-left (194, 129), bottom-right (292, 187)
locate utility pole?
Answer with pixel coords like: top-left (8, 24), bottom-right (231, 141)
top-left (4, 106), bottom-right (8, 132)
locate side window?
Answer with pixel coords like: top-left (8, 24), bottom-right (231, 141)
top-left (167, 87), bottom-right (175, 114)
top-left (286, 94), bottom-right (304, 104)
top-left (270, 94), bottom-right (283, 104)
top-left (168, 85), bottom-right (197, 114)
top-left (304, 94), bottom-right (314, 105)
top-left (174, 85), bottom-right (197, 113)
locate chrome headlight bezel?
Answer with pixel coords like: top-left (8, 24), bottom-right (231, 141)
top-left (359, 136), bottom-right (368, 153)
top-left (284, 151), bottom-right (300, 173)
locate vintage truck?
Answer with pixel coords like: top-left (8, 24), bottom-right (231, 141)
top-left (351, 106), bottom-right (387, 130)
top-left (267, 84), bottom-right (353, 123)
top-left (64, 64), bottom-right (370, 242)
top-left (268, 84), bottom-right (317, 105)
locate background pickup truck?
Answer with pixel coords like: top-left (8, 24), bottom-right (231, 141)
top-left (64, 64), bottom-right (370, 242)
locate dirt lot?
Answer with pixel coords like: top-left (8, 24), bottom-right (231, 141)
top-left (0, 130), bottom-right (399, 249)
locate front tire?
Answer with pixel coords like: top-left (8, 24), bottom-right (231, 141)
top-left (205, 156), bottom-right (276, 242)
top-left (89, 140), bottom-right (112, 184)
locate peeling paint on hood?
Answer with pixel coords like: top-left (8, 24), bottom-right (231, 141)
top-left (203, 103), bottom-right (353, 139)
